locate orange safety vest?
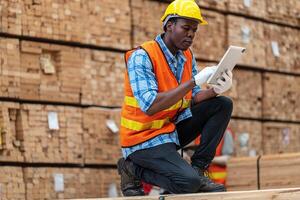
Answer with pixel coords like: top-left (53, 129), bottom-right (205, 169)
top-left (120, 40), bottom-right (193, 147)
top-left (195, 128), bottom-right (234, 185)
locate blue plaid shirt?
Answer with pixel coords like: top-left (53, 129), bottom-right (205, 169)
top-left (122, 34), bottom-right (201, 158)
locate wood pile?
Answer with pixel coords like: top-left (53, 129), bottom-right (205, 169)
top-left (23, 167), bottom-right (120, 200)
top-left (0, 0), bottom-right (131, 49)
top-left (262, 73), bottom-right (300, 121)
top-left (0, 0), bottom-right (299, 198)
top-left (227, 15), bottom-right (266, 68)
top-left (264, 25), bottom-right (300, 73)
top-left (0, 102), bottom-right (24, 162)
top-left (229, 119), bottom-right (263, 157)
top-left (260, 153), bottom-right (300, 189)
top-left (0, 166), bottom-right (25, 200)
top-left (227, 153), bottom-right (300, 191)
top-left (226, 156), bottom-right (258, 191)
top-left (83, 107), bottom-right (121, 165)
top-left (227, 0), bottom-right (267, 18)
top-left (262, 123), bottom-right (300, 154)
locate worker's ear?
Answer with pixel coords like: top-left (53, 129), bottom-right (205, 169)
top-left (165, 20), bottom-right (176, 32)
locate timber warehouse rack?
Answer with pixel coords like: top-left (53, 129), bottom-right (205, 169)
top-left (0, 0), bottom-right (299, 199)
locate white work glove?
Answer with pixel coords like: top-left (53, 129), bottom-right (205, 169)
top-left (193, 66), bottom-right (217, 86)
top-left (212, 70), bottom-right (233, 94)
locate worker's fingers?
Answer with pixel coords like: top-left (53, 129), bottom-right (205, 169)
top-left (226, 70), bottom-right (233, 78)
top-left (217, 78), bottom-right (225, 86)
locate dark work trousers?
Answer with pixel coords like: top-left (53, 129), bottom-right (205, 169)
top-left (128, 96), bottom-right (233, 194)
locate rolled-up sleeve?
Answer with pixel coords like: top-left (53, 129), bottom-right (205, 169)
top-left (127, 49), bottom-right (158, 113)
top-left (191, 55), bottom-right (201, 97)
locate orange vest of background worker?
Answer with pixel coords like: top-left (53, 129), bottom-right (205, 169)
top-left (195, 128), bottom-right (234, 185)
top-left (120, 41), bottom-right (193, 147)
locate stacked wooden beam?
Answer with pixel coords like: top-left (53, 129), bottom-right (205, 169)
top-left (83, 108), bottom-right (121, 165)
top-left (227, 0), bottom-right (267, 18)
top-left (23, 167), bottom-right (120, 200)
top-left (229, 119), bottom-right (263, 157)
top-left (265, 0), bottom-right (300, 27)
top-left (81, 50), bottom-right (125, 107)
top-left (19, 104), bottom-right (84, 164)
top-left (0, 102), bottom-right (24, 162)
top-left (0, 38), bottom-right (20, 98)
top-left (0, 166), bottom-right (25, 200)
top-left (260, 153), bottom-right (300, 189)
top-left (262, 73), bottom-right (300, 121)
top-left (1, 0), bottom-right (131, 49)
top-left (262, 123), bottom-right (300, 154)
top-left (227, 16), bottom-right (266, 68)
top-left (264, 25), bottom-right (300, 73)
top-left (226, 156), bottom-right (258, 191)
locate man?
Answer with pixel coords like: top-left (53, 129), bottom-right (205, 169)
top-left (117, 0), bottom-right (233, 196)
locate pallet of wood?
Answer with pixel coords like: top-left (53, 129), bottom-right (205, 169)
top-left (229, 119), bottom-right (263, 157)
top-left (262, 73), bottom-right (300, 121)
top-left (20, 41), bottom-right (83, 103)
top-left (262, 122), bottom-right (300, 155)
top-left (83, 107), bottom-right (121, 165)
top-left (81, 50), bottom-right (125, 107)
top-left (0, 102), bottom-right (24, 162)
top-left (227, 0), bottom-right (267, 18)
top-left (18, 104), bottom-right (84, 164)
top-left (23, 167), bottom-right (120, 200)
top-left (0, 38), bottom-right (20, 98)
top-left (264, 25), bottom-right (300, 74)
top-left (0, 166), bottom-right (25, 200)
top-left (1, 0), bottom-right (131, 49)
top-left (265, 0), bottom-right (300, 27)
top-left (227, 15), bottom-right (266, 68)
top-left (260, 153), bottom-right (300, 189)
top-left (224, 69), bottom-right (262, 119)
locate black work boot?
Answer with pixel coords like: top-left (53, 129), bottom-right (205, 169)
top-left (117, 158), bottom-right (145, 196)
top-left (193, 166), bottom-right (226, 192)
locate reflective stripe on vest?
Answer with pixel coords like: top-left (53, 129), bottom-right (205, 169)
top-left (209, 171), bottom-right (227, 180)
top-left (121, 117), bottom-right (170, 131)
top-left (124, 96), bottom-right (191, 111)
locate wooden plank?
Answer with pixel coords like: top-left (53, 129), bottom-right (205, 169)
top-left (226, 156), bottom-right (258, 191)
top-left (260, 153), bottom-right (300, 189)
top-left (70, 188), bottom-right (300, 200)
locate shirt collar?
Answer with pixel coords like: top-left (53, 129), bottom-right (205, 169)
top-left (155, 34), bottom-right (187, 64)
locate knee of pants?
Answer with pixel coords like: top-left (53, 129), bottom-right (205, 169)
top-left (217, 96), bottom-right (233, 113)
top-left (175, 174), bottom-right (201, 193)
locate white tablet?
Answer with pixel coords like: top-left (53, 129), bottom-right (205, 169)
top-left (207, 45), bottom-right (246, 85)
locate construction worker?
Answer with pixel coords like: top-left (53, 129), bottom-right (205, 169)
top-left (117, 0), bottom-right (233, 196)
top-left (195, 128), bottom-right (235, 186)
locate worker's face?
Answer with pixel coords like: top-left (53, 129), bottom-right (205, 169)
top-left (168, 18), bottom-right (198, 50)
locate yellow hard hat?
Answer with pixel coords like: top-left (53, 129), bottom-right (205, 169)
top-left (161, 0), bottom-right (208, 25)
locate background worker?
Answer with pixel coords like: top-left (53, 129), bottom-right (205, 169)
top-left (117, 0), bottom-right (233, 196)
top-left (194, 128), bottom-right (235, 186)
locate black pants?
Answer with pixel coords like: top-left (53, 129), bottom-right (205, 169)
top-left (128, 96), bottom-right (233, 194)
